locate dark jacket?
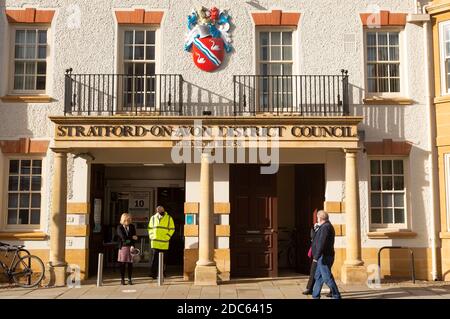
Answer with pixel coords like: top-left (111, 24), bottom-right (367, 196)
top-left (116, 224), bottom-right (137, 249)
top-left (311, 221), bottom-right (335, 260)
top-left (310, 223), bottom-right (320, 242)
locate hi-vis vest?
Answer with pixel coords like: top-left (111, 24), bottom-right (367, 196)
top-left (148, 213), bottom-right (175, 250)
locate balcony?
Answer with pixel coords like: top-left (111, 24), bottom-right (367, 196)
top-left (64, 69), bottom-right (349, 117)
top-left (64, 70), bottom-right (183, 116)
top-left (233, 71), bottom-right (349, 116)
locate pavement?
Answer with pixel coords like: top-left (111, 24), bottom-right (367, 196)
top-left (1, 273), bottom-right (450, 299)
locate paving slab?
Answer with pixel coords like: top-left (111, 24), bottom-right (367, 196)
top-left (200, 286), bottom-right (220, 299)
top-left (138, 286), bottom-right (168, 299)
top-left (163, 284), bottom-right (190, 299)
top-left (186, 286), bottom-right (202, 299)
top-left (57, 286), bottom-right (94, 299)
top-left (237, 288), bottom-right (264, 299)
top-left (219, 285), bottom-right (238, 299)
top-left (21, 287), bottom-right (68, 298)
top-left (278, 285), bottom-right (304, 299)
top-left (260, 287), bottom-right (285, 299)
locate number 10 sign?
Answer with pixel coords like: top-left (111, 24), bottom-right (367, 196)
top-left (128, 192), bottom-right (150, 215)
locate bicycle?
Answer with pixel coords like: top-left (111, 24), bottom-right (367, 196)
top-left (277, 228), bottom-right (297, 269)
top-left (0, 241), bottom-right (45, 288)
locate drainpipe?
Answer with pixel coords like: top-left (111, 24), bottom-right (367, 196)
top-left (422, 2), bottom-right (440, 281)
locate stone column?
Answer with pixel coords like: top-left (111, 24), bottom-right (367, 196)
top-left (195, 153), bottom-right (217, 285)
top-left (49, 149), bottom-right (68, 286)
top-left (341, 149), bottom-right (366, 284)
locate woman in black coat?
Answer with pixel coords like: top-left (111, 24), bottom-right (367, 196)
top-left (303, 222), bottom-right (320, 295)
top-left (117, 213), bottom-right (138, 285)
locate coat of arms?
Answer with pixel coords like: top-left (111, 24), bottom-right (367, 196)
top-left (184, 6), bottom-right (232, 72)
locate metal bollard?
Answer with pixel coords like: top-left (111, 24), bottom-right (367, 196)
top-left (97, 253), bottom-right (104, 287)
top-left (158, 252), bottom-right (164, 286)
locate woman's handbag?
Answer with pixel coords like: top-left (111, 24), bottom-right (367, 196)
top-left (130, 247), bottom-right (141, 263)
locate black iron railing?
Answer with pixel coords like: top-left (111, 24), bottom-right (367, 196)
top-left (233, 70), bottom-right (350, 116)
top-left (64, 69), bottom-right (183, 115)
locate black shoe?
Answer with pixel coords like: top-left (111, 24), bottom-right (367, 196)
top-left (128, 279), bottom-right (133, 285)
top-left (120, 279), bottom-right (126, 285)
top-left (302, 289), bottom-right (312, 295)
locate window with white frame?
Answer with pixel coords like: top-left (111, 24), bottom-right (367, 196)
top-left (366, 31), bottom-right (401, 94)
top-left (369, 159), bottom-right (407, 228)
top-left (122, 29), bottom-right (156, 109)
top-left (12, 29), bottom-right (48, 92)
top-left (439, 21), bottom-right (450, 95)
top-left (258, 30), bottom-right (293, 109)
top-left (445, 153), bottom-right (450, 231)
top-left (7, 159), bottom-right (42, 226)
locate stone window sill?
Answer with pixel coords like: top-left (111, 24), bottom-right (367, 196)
top-left (363, 97), bottom-right (414, 105)
top-left (434, 95), bottom-right (450, 105)
top-left (367, 230), bottom-right (417, 239)
top-left (439, 232), bottom-right (450, 239)
top-left (0, 95), bottom-right (54, 103)
top-left (0, 232), bottom-right (48, 241)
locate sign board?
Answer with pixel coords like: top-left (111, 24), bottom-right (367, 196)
top-left (93, 198), bottom-right (102, 233)
top-left (128, 192), bottom-right (150, 214)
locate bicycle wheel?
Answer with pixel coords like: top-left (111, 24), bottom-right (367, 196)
top-left (11, 255), bottom-right (45, 288)
top-left (287, 246), bottom-right (296, 269)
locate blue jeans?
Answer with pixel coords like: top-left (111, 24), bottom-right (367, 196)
top-left (312, 256), bottom-right (341, 299)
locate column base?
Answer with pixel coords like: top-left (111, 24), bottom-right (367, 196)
top-left (341, 264), bottom-right (367, 285)
top-left (194, 265), bottom-right (218, 286)
top-left (48, 263), bottom-right (68, 287)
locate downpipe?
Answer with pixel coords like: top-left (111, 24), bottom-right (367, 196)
top-left (423, 2), bottom-right (440, 281)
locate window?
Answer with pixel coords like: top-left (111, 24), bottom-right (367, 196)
top-left (12, 29), bottom-right (48, 92)
top-left (439, 21), bottom-right (450, 95)
top-left (369, 159), bottom-right (407, 228)
top-left (445, 154), bottom-right (450, 231)
top-left (122, 29), bottom-right (156, 109)
top-left (7, 159), bottom-right (42, 226)
top-left (258, 30), bottom-right (293, 109)
top-left (366, 31), bottom-right (400, 94)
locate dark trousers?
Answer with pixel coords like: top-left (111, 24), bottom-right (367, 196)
top-left (119, 262), bottom-right (133, 281)
top-left (306, 260), bottom-right (318, 291)
top-left (150, 248), bottom-right (167, 277)
top-left (312, 256), bottom-right (341, 299)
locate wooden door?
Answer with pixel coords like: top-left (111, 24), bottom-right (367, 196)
top-left (230, 165), bottom-right (278, 278)
top-left (295, 164), bottom-right (325, 274)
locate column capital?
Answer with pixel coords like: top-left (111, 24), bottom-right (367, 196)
top-left (343, 148), bottom-right (361, 154)
top-left (50, 147), bottom-right (71, 154)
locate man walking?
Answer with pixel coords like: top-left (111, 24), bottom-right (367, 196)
top-left (148, 205), bottom-right (175, 279)
top-left (311, 210), bottom-right (341, 299)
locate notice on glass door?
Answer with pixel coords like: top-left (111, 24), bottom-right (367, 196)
top-left (128, 192), bottom-right (150, 222)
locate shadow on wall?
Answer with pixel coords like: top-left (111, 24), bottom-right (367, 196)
top-left (349, 84), bottom-right (409, 140)
top-left (245, 1), bottom-right (267, 11)
top-left (182, 80), bottom-right (234, 116)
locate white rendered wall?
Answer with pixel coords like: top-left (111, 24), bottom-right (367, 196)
top-left (0, 0), bottom-right (434, 252)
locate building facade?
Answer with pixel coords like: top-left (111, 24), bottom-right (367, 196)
top-left (0, 0), bottom-right (444, 285)
top-left (430, 0), bottom-right (450, 282)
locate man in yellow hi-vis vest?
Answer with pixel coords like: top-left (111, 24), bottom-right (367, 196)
top-left (148, 205), bottom-right (175, 278)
